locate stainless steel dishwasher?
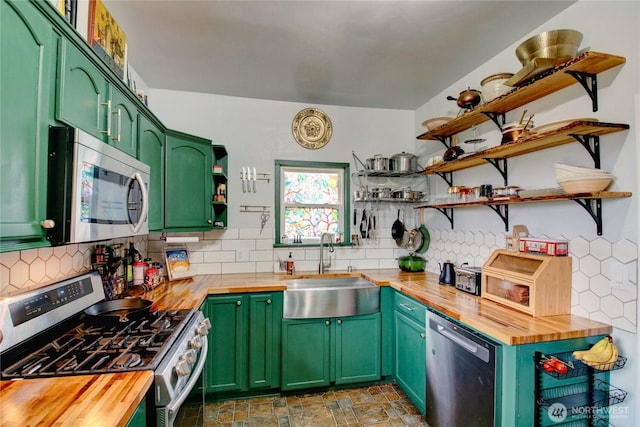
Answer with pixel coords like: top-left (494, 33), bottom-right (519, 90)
top-left (425, 310), bottom-right (499, 427)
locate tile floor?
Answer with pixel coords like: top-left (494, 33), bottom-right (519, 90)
top-left (175, 383), bottom-right (428, 426)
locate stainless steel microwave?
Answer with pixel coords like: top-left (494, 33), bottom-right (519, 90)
top-left (47, 126), bottom-right (150, 245)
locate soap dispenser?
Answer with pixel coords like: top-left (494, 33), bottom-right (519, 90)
top-left (286, 252), bottom-right (295, 274)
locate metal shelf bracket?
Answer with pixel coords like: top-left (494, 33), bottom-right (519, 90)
top-left (487, 204), bottom-right (509, 231)
top-left (430, 207), bottom-right (454, 229)
top-left (484, 158), bottom-right (509, 186)
top-left (571, 197), bottom-right (603, 235)
top-left (565, 70), bottom-right (598, 112)
top-left (435, 172), bottom-right (453, 187)
top-left (569, 134), bottom-right (601, 168)
top-left (434, 135), bottom-right (453, 149)
top-left (481, 112), bottom-right (507, 130)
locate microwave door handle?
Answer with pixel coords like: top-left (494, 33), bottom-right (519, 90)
top-left (131, 172), bottom-right (149, 233)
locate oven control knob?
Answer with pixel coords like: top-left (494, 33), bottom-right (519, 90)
top-left (174, 360), bottom-right (191, 377)
top-left (196, 318), bottom-right (211, 336)
top-left (189, 335), bottom-right (203, 349)
top-left (182, 349), bottom-right (197, 365)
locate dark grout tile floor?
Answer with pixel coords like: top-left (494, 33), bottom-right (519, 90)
top-left (175, 382), bottom-right (428, 426)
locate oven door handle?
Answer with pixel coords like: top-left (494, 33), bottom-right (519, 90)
top-left (131, 172), bottom-right (149, 233)
top-left (165, 336), bottom-right (208, 419)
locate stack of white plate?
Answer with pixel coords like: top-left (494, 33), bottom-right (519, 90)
top-left (555, 163), bottom-right (613, 193)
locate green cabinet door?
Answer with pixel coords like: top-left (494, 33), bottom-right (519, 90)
top-left (394, 310), bottom-right (426, 414)
top-left (0, 0), bottom-right (56, 250)
top-left (248, 292), bottom-right (282, 390)
top-left (138, 114), bottom-right (165, 231)
top-left (108, 87), bottom-right (138, 157)
top-left (125, 395), bottom-right (147, 427)
top-left (205, 295), bottom-right (246, 393)
top-left (335, 313), bottom-right (381, 384)
top-left (57, 38), bottom-right (110, 140)
top-left (165, 130), bottom-right (213, 230)
top-left (281, 318), bottom-right (331, 391)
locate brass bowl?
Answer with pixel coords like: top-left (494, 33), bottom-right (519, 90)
top-left (515, 29), bottom-right (583, 66)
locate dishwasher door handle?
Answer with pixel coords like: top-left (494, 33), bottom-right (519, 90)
top-left (436, 324), bottom-right (478, 354)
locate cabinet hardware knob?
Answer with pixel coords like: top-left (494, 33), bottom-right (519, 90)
top-left (337, 319), bottom-right (342, 324)
top-left (207, 219), bottom-right (213, 225)
top-left (420, 333), bottom-right (426, 339)
top-left (325, 320), bottom-right (331, 325)
top-left (236, 300), bottom-right (242, 306)
top-left (267, 299), bottom-right (272, 304)
top-left (40, 219), bottom-right (55, 229)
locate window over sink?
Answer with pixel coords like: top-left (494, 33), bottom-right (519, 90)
top-left (275, 160), bottom-right (350, 246)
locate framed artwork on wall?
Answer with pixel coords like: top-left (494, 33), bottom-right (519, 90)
top-left (88, 0), bottom-right (126, 79)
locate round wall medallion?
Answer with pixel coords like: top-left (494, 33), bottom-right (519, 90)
top-left (292, 108), bottom-right (333, 149)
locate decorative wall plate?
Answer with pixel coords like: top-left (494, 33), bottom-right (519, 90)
top-left (292, 108), bottom-right (333, 149)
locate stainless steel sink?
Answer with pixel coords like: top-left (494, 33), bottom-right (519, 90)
top-left (283, 277), bottom-right (380, 319)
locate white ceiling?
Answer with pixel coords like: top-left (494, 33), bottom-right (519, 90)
top-left (103, 0), bottom-right (575, 110)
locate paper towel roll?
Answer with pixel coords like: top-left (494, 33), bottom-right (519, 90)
top-left (164, 236), bottom-right (199, 243)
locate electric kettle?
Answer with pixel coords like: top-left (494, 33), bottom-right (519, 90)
top-left (439, 261), bottom-right (456, 285)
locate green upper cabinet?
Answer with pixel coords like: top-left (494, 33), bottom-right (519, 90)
top-left (108, 86), bottom-right (138, 157)
top-left (0, 0), bottom-right (57, 251)
top-left (138, 114), bottom-right (165, 232)
top-left (165, 130), bottom-right (213, 230)
top-left (56, 38), bottom-right (138, 157)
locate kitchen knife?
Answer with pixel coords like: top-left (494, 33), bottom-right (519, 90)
top-left (242, 167), bottom-right (246, 193)
top-left (253, 167), bottom-right (257, 193)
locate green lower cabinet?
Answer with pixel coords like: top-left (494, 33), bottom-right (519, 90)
top-left (393, 292), bottom-right (426, 414)
top-left (281, 313), bottom-right (382, 391)
top-left (204, 292), bottom-right (282, 394)
top-left (125, 395), bottom-right (146, 427)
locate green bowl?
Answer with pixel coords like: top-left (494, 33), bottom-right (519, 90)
top-left (397, 255), bottom-right (428, 272)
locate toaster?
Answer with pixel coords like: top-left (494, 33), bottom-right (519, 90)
top-left (454, 265), bottom-right (482, 296)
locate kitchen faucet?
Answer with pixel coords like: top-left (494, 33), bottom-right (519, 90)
top-left (319, 232), bottom-right (334, 274)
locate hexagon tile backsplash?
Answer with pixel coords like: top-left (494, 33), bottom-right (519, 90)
top-left (0, 238), bottom-right (147, 297)
top-left (1, 231), bottom-right (636, 333)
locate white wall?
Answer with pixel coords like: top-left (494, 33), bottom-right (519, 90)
top-left (414, 2), bottom-right (638, 425)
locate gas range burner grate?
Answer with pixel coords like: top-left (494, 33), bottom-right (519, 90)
top-left (1, 309), bottom-right (194, 379)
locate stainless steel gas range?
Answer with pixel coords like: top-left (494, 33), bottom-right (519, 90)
top-left (0, 271), bottom-right (210, 427)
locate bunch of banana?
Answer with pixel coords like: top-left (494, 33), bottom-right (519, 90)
top-left (572, 336), bottom-right (619, 370)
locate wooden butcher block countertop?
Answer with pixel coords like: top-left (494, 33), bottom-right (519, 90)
top-left (135, 269), bottom-right (611, 345)
top-left (3, 269), bottom-right (611, 426)
top-left (0, 371), bottom-right (153, 427)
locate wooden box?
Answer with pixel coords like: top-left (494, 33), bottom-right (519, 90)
top-left (481, 250), bottom-right (572, 316)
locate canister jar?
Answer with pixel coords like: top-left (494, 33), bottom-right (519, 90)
top-left (480, 73), bottom-right (514, 102)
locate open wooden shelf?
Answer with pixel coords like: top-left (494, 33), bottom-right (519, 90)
top-left (422, 121), bottom-right (629, 174)
top-left (417, 51), bottom-right (626, 141)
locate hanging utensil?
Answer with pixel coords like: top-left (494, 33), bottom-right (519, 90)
top-left (391, 209), bottom-right (404, 240)
top-left (360, 209), bottom-right (368, 239)
top-left (253, 167), bottom-right (257, 193)
top-left (242, 167), bottom-right (246, 193)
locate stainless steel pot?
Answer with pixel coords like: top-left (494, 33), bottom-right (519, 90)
top-left (366, 154), bottom-right (391, 171)
top-left (369, 187), bottom-right (392, 199)
top-left (390, 152), bottom-right (419, 172)
top-left (392, 188), bottom-right (424, 201)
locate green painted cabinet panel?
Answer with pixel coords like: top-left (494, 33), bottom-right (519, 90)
top-left (282, 313), bottom-right (382, 391)
top-left (281, 318), bottom-right (331, 391)
top-left (205, 292), bottom-right (282, 394)
top-left (138, 114), bottom-right (165, 232)
top-left (247, 292), bottom-right (282, 390)
top-left (125, 395), bottom-right (147, 427)
top-left (165, 130), bottom-right (213, 230)
top-left (380, 286), bottom-right (394, 377)
top-left (0, 0), bottom-right (56, 250)
top-left (205, 294), bottom-right (246, 393)
top-left (394, 294), bottom-right (426, 415)
top-left (108, 87), bottom-right (138, 157)
top-left (57, 38), bottom-right (110, 140)
top-left (335, 313), bottom-right (381, 384)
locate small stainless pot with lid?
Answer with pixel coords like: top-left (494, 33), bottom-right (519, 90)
top-left (366, 154), bottom-right (391, 171)
top-left (390, 152), bottom-right (419, 172)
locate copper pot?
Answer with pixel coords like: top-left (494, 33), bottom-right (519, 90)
top-left (447, 87), bottom-right (482, 110)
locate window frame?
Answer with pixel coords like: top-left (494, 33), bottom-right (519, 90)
top-left (274, 160), bottom-right (350, 247)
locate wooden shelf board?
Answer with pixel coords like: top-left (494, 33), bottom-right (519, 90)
top-left (421, 121), bottom-right (629, 174)
top-left (414, 191), bottom-right (632, 210)
top-left (417, 51), bottom-right (626, 140)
